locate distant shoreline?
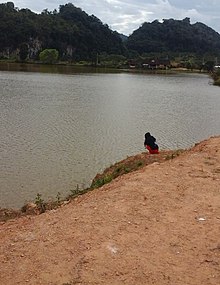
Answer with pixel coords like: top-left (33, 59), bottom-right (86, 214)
top-left (0, 60), bottom-right (210, 76)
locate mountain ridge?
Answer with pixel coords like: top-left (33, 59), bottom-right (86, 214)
top-left (1, 2), bottom-right (220, 61)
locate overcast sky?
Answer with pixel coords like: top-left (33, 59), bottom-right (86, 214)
top-left (12, 0), bottom-right (220, 35)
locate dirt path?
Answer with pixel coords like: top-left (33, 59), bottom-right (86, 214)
top-left (0, 137), bottom-right (220, 285)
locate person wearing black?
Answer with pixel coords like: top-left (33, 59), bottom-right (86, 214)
top-left (144, 132), bottom-right (159, 154)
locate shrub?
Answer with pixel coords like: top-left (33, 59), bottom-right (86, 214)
top-left (39, 49), bottom-right (59, 64)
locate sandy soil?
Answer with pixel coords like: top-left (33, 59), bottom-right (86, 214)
top-left (0, 136), bottom-right (220, 285)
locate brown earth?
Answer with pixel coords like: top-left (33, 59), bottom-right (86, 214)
top-left (0, 136), bottom-right (220, 285)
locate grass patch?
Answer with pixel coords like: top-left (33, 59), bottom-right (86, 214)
top-left (91, 149), bottom-right (183, 189)
top-left (165, 149), bottom-right (183, 160)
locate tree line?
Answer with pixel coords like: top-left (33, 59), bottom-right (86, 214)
top-left (0, 2), bottom-right (220, 67)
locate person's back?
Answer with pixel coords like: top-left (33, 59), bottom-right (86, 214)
top-left (144, 132), bottom-right (159, 154)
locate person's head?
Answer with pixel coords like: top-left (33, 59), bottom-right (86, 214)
top-left (145, 132), bottom-right (150, 138)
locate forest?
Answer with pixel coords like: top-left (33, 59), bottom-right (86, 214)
top-left (0, 2), bottom-right (125, 61)
top-left (1, 1), bottom-right (220, 67)
top-left (127, 17), bottom-right (220, 55)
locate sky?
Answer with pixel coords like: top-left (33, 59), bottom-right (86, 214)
top-left (11, 0), bottom-right (220, 36)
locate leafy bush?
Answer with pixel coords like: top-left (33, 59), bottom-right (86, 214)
top-left (39, 49), bottom-right (59, 64)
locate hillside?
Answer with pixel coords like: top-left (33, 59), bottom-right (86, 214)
top-left (0, 2), bottom-right (125, 61)
top-left (1, 136), bottom-right (220, 285)
top-left (126, 18), bottom-right (220, 55)
top-left (1, 3), bottom-right (220, 62)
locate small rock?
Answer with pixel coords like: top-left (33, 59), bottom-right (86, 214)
top-left (22, 202), bottom-right (39, 215)
top-left (197, 217), bottom-right (206, 221)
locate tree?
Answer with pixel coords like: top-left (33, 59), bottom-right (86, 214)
top-left (204, 61), bottom-right (215, 72)
top-left (6, 2), bottom-right (14, 10)
top-left (39, 49), bottom-right (59, 63)
top-left (19, 43), bottom-right (29, 61)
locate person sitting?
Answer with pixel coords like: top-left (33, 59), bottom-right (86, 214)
top-left (144, 132), bottom-right (159, 154)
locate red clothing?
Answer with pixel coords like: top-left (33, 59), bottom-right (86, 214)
top-left (146, 145), bottom-right (159, 154)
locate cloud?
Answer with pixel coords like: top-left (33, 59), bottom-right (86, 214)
top-left (13, 0), bottom-right (220, 35)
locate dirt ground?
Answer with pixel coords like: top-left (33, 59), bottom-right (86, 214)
top-left (0, 136), bottom-right (220, 285)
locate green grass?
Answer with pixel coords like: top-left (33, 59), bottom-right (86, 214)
top-left (165, 150), bottom-right (183, 160)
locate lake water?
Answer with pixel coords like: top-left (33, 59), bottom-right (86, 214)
top-left (0, 64), bottom-right (220, 208)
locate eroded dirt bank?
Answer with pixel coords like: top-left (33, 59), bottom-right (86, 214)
top-left (0, 137), bottom-right (220, 285)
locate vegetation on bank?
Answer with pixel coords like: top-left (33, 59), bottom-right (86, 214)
top-left (212, 68), bottom-right (220, 86)
top-left (0, 149), bottom-right (183, 222)
top-left (91, 150), bottom-right (183, 189)
top-left (39, 49), bottom-right (59, 64)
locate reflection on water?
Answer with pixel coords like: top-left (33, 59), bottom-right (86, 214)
top-left (0, 62), bottom-right (120, 74)
top-left (0, 64), bottom-right (220, 208)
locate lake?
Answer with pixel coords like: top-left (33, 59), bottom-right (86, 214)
top-left (0, 63), bottom-right (220, 208)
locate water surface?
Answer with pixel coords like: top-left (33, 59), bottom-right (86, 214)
top-left (0, 65), bottom-right (220, 208)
